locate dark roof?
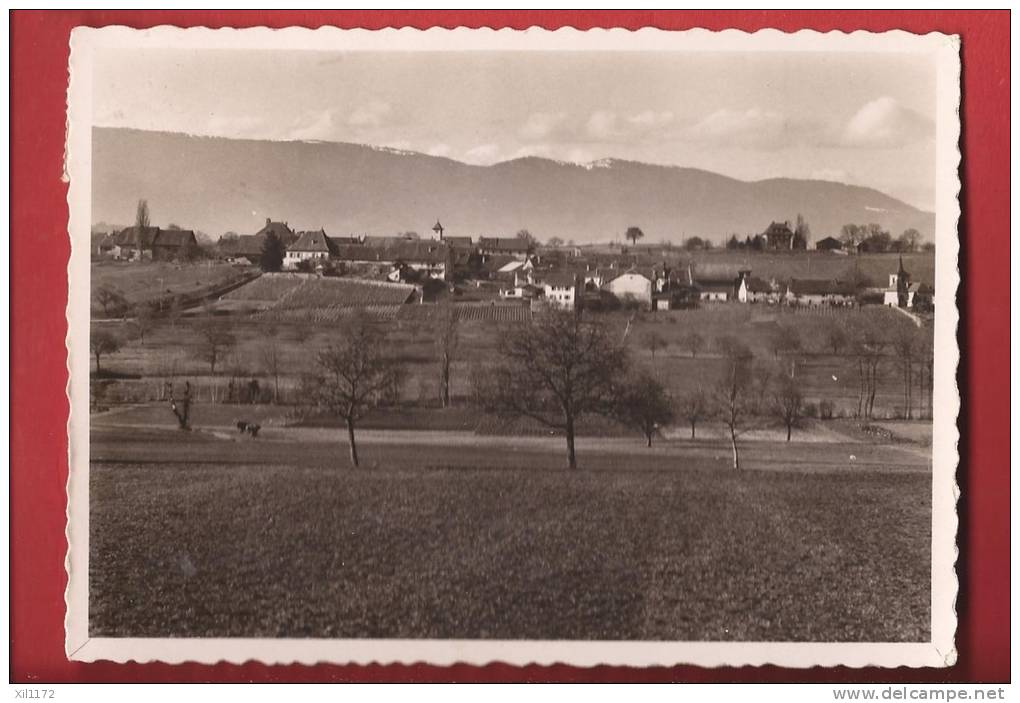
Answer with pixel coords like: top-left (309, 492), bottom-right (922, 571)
top-left (744, 276), bottom-right (773, 293)
top-left (255, 219), bottom-right (297, 245)
top-left (816, 236), bottom-right (842, 249)
top-left (114, 226), bottom-right (160, 248)
top-left (696, 278), bottom-right (735, 293)
top-left (443, 236), bottom-right (474, 248)
top-left (478, 237), bottom-right (531, 253)
top-left (788, 278), bottom-right (855, 296)
top-left (290, 229), bottom-right (337, 255)
top-left (336, 240), bottom-right (448, 265)
top-left (152, 229), bottom-right (196, 248)
top-left (230, 234), bottom-right (265, 257)
top-left (537, 272), bottom-right (580, 288)
top-left (763, 221), bottom-right (794, 238)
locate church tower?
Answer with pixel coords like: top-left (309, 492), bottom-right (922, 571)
top-left (431, 220), bottom-right (445, 241)
top-left (896, 255), bottom-right (911, 308)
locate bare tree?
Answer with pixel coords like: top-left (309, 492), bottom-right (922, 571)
top-left (166, 380), bottom-right (192, 430)
top-left (640, 330), bottom-right (668, 361)
top-left (848, 316), bottom-right (885, 419)
top-left (772, 376), bottom-right (804, 441)
top-left (890, 320), bottom-right (922, 419)
top-left (314, 313), bottom-right (399, 468)
top-left (482, 310), bottom-right (627, 469)
top-left (825, 321), bottom-right (849, 355)
top-left (682, 330), bottom-right (705, 358)
top-left (613, 371), bottom-right (674, 447)
top-left (260, 339), bottom-right (284, 404)
top-left (679, 387), bottom-right (708, 439)
top-left (435, 303), bottom-right (460, 408)
top-left (712, 340), bottom-right (754, 469)
top-left (90, 330), bottom-right (121, 375)
top-left (131, 301), bottom-right (158, 343)
top-left (95, 285), bottom-right (129, 317)
top-left (196, 319), bottom-right (236, 375)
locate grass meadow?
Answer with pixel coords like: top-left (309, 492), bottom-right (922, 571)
top-left (90, 428), bottom-right (930, 641)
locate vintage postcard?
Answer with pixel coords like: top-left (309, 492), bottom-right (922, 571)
top-left (65, 25), bottom-right (961, 668)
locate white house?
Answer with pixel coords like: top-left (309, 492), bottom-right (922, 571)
top-left (284, 229), bottom-right (335, 269)
top-left (538, 272), bottom-right (580, 310)
top-left (606, 271), bottom-right (653, 308)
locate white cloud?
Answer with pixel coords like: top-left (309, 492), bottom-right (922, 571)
top-left (348, 100), bottom-right (392, 128)
top-left (507, 144), bottom-right (553, 160)
top-left (626, 110), bottom-right (674, 128)
top-left (684, 107), bottom-right (796, 149)
top-left (462, 143), bottom-right (501, 164)
top-left (427, 143), bottom-right (451, 157)
top-left (839, 97), bottom-right (933, 148)
top-left (585, 110), bottom-right (620, 140)
top-left (520, 112), bottom-right (568, 140)
top-left (288, 109), bottom-right (340, 141)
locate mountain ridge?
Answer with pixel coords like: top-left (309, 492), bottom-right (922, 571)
top-left (91, 127), bottom-right (934, 244)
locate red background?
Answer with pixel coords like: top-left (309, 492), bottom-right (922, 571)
top-left (10, 10), bottom-right (1010, 683)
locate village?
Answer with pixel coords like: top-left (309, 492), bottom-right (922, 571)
top-left (96, 213), bottom-right (935, 315)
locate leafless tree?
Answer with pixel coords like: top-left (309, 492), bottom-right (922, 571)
top-left (196, 319), bottom-right (236, 375)
top-left (714, 353), bottom-right (754, 469)
top-left (682, 330), bottom-right (705, 358)
top-left (131, 301), bottom-right (158, 343)
top-left (825, 321), bottom-right (849, 355)
top-left (890, 320), bottom-right (922, 419)
top-left (481, 310), bottom-right (627, 469)
top-left (166, 380), bottom-right (192, 430)
top-left (613, 371), bottom-right (674, 447)
top-left (90, 330), bottom-right (121, 375)
top-left (772, 376), bottom-right (805, 442)
top-left (95, 285), bottom-right (129, 317)
top-left (314, 312), bottom-right (399, 469)
top-left (260, 339), bottom-right (284, 404)
top-left (435, 303), bottom-right (460, 408)
top-left (640, 330), bottom-right (668, 361)
top-left (679, 387), bottom-right (708, 439)
top-left (848, 316), bottom-right (885, 419)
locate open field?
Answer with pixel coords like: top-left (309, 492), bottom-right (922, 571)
top-left (89, 425), bottom-right (931, 640)
top-left (91, 260), bottom-right (252, 312)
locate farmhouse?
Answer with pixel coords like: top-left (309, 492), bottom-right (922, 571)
top-left (816, 236), bottom-right (843, 252)
top-left (735, 271), bottom-right (778, 303)
top-left (284, 229), bottom-right (338, 269)
top-left (478, 237), bottom-right (532, 260)
top-left (109, 226), bottom-right (197, 261)
top-left (785, 279), bottom-right (856, 306)
top-left (605, 270), bottom-right (653, 309)
top-left (335, 240), bottom-right (451, 280)
top-left (696, 277), bottom-right (734, 302)
top-left (536, 272), bottom-right (581, 310)
top-left (761, 221), bottom-right (795, 250)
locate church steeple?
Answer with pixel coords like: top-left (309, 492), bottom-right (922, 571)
top-left (432, 220), bottom-right (444, 240)
top-left (896, 255), bottom-right (911, 308)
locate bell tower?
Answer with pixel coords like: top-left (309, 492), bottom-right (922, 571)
top-left (431, 219), bottom-right (444, 241)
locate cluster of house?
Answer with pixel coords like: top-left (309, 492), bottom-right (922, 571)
top-left (96, 226), bottom-right (199, 261)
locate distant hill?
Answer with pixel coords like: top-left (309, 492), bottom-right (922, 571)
top-left (91, 128), bottom-right (934, 245)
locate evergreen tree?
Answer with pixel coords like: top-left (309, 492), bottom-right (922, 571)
top-left (260, 231), bottom-right (285, 272)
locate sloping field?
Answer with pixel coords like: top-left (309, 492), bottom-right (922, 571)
top-left (688, 251), bottom-right (935, 287)
top-left (397, 303), bottom-right (532, 323)
top-left (92, 261), bottom-right (251, 311)
top-left (221, 273), bottom-right (306, 302)
top-left (275, 277), bottom-right (415, 309)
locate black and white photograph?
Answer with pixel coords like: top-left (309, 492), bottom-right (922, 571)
top-left (65, 26), bottom-right (960, 667)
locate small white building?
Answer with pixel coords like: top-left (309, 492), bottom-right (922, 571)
top-left (538, 272), bottom-right (580, 310)
top-left (606, 271), bottom-right (653, 308)
top-left (284, 229), bottom-right (335, 269)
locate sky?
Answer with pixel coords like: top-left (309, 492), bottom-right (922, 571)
top-left (94, 48), bottom-right (937, 210)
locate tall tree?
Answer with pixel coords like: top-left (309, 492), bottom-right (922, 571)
top-left (625, 226), bottom-right (645, 246)
top-left (613, 371), bottom-right (674, 447)
top-left (135, 199), bottom-right (150, 230)
top-left (435, 303), bottom-right (460, 408)
top-left (682, 330), bottom-right (705, 358)
top-left (482, 310), bottom-right (628, 469)
top-left (899, 228), bottom-right (921, 252)
top-left (713, 350), bottom-right (754, 470)
top-left (260, 333), bottom-right (283, 404)
top-left (260, 231), bottom-right (286, 272)
top-left (890, 319), bottom-right (922, 419)
top-left (314, 313), bottom-right (399, 468)
top-left (793, 214), bottom-right (811, 250)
